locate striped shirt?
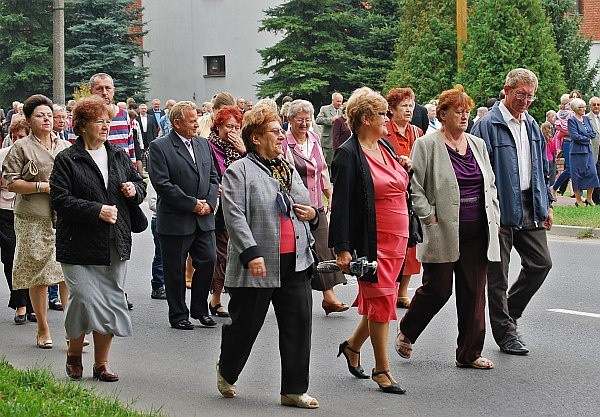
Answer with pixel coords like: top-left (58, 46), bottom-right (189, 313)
top-left (67, 104), bottom-right (135, 163)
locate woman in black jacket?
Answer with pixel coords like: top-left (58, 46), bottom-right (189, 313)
top-left (50, 96), bottom-right (146, 382)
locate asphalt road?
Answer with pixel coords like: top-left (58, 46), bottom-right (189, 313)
top-left (1, 205), bottom-right (599, 417)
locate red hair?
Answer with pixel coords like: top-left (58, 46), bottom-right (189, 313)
top-left (437, 84), bottom-right (475, 114)
top-left (386, 88), bottom-right (415, 109)
top-left (212, 105), bottom-right (243, 131)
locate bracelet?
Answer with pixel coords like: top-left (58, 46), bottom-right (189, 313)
top-left (35, 182), bottom-right (41, 193)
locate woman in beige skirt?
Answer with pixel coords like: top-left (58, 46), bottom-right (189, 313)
top-left (2, 94), bottom-right (71, 349)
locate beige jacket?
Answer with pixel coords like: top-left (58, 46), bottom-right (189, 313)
top-left (2, 133), bottom-right (70, 217)
top-left (410, 131), bottom-right (500, 263)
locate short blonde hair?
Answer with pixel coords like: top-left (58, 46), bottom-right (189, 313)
top-left (169, 101), bottom-right (197, 125)
top-left (254, 98), bottom-right (279, 114)
top-left (345, 87), bottom-right (387, 132)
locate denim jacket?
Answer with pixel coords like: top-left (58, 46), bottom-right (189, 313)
top-left (471, 103), bottom-right (552, 228)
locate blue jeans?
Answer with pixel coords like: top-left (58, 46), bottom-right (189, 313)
top-left (553, 139), bottom-right (571, 191)
top-left (48, 284), bottom-right (58, 301)
top-left (151, 217), bottom-right (164, 290)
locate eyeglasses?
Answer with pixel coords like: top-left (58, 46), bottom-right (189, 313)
top-left (294, 118), bottom-right (311, 124)
top-left (514, 93), bottom-right (537, 102)
top-left (268, 128), bottom-right (286, 135)
top-left (224, 124), bottom-right (241, 130)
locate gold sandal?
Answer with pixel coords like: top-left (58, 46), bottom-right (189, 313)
top-left (36, 333), bottom-right (53, 349)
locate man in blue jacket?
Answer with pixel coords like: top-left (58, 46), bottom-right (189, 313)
top-left (471, 68), bottom-right (553, 356)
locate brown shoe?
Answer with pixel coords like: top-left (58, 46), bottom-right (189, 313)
top-left (322, 300), bottom-right (349, 315)
top-left (93, 364), bottom-right (119, 382)
top-left (66, 355), bottom-right (83, 380)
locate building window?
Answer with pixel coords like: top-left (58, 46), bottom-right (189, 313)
top-left (205, 55), bottom-right (225, 77)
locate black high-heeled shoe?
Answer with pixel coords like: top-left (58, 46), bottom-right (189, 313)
top-left (337, 341), bottom-right (369, 379)
top-left (371, 369), bottom-right (406, 394)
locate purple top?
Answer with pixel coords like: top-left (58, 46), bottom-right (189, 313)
top-left (447, 144), bottom-right (484, 222)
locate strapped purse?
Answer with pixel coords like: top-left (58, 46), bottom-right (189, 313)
top-left (21, 160), bottom-right (39, 181)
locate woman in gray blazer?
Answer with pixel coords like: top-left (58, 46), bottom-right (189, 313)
top-left (217, 107), bottom-right (320, 409)
top-left (395, 86), bottom-right (501, 369)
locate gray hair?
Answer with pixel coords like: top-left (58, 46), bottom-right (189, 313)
top-left (424, 103), bottom-right (435, 111)
top-left (332, 92), bottom-right (343, 101)
top-left (288, 99), bottom-right (314, 119)
top-left (505, 68), bottom-right (538, 90)
top-left (52, 104), bottom-right (66, 113)
top-left (89, 73), bottom-right (114, 89)
top-left (569, 98), bottom-right (586, 111)
top-left (476, 107), bottom-right (488, 118)
top-left (589, 96), bottom-right (600, 105)
top-left (280, 101), bottom-right (292, 117)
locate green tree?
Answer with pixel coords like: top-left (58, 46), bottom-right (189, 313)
top-left (384, 0), bottom-right (457, 103)
top-left (457, 0), bottom-right (566, 120)
top-left (345, 0), bottom-right (403, 94)
top-left (257, 0), bottom-right (358, 107)
top-left (542, 0), bottom-right (600, 97)
top-left (65, 0), bottom-right (149, 102)
top-left (0, 0), bottom-right (53, 105)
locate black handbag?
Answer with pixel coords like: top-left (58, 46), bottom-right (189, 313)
top-left (128, 203), bottom-right (148, 233)
top-left (406, 186), bottom-right (423, 248)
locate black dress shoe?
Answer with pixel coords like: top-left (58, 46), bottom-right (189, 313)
top-left (193, 314), bottom-right (217, 327)
top-left (171, 319), bottom-right (194, 330)
top-left (500, 339), bottom-right (529, 355)
top-left (337, 341), bottom-right (370, 379)
top-left (48, 298), bottom-right (63, 311)
top-left (26, 313), bottom-right (37, 322)
top-left (151, 288), bottom-right (167, 300)
top-left (14, 314), bottom-right (26, 325)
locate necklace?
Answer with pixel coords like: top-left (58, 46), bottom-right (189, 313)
top-left (442, 131), bottom-right (464, 152)
top-left (33, 134), bottom-right (52, 151)
top-left (360, 142), bottom-right (379, 151)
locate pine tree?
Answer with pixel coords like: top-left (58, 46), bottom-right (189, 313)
top-left (257, 0), bottom-right (358, 107)
top-left (456, 0), bottom-right (566, 120)
top-left (542, 0), bottom-right (600, 97)
top-left (345, 0), bottom-right (403, 94)
top-left (384, 0), bottom-right (457, 103)
top-left (64, 0), bottom-right (149, 102)
top-left (0, 0), bottom-right (53, 104)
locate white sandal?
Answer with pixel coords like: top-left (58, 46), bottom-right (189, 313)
top-left (281, 393), bottom-right (319, 409)
top-left (216, 362), bottom-right (236, 398)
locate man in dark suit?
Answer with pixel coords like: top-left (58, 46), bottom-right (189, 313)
top-left (148, 98), bottom-right (165, 131)
top-left (148, 101), bottom-right (219, 330)
top-left (137, 104), bottom-right (160, 149)
top-left (410, 102), bottom-right (429, 134)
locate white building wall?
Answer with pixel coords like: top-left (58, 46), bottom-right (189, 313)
top-left (142, 0), bottom-right (281, 105)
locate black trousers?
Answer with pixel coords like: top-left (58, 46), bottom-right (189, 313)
top-left (0, 209), bottom-right (31, 311)
top-left (219, 253), bottom-right (312, 394)
top-left (159, 228), bottom-right (216, 324)
top-left (400, 221), bottom-right (488, 364)
top-left (487, 192), bottom-right (552, 346)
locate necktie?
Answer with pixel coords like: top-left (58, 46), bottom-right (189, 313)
top-left (184, 140), bottom-right (195, 163)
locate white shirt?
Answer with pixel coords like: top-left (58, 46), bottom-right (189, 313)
top-left (87, 147), bottom-right (109, 188)
top-left (499, 101), bottom-right (531, 191)
top-left (175, 132), bottom-right (195, 163)
top-left (140, 114), bottom-right (148, 132)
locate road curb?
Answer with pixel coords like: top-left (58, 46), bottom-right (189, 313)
top-left (549, 224), bottom-right (600, 238)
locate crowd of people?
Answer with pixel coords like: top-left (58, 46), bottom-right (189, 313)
top-left (1, 66), bottom-right (598, 408)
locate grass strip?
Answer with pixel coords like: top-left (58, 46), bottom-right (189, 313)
top-left (0, 360), bottom-right (163, 417)
top-left (553, 205), bottom-right (600, 228)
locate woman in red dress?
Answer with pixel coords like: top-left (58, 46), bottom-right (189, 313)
top-left (329, 87), bottom-right (412, 394)
top-left (385, 88), bottom-right (423, 308)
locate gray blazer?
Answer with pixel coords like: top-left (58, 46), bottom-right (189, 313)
top-left (222, 154), bottom-right (315, 288)
top-left (410, 131), bottom-right (501, 263)
top-left (586, 111), bottom-right (600, 163)
top-left (315, 104), bottom-right (341, 146)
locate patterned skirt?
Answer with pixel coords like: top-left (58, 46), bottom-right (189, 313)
top-left (12, 214), bottom-right (63, 290)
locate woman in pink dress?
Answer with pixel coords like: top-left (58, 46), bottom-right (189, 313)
top-left (329, 87), bottom-right (412, 394)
